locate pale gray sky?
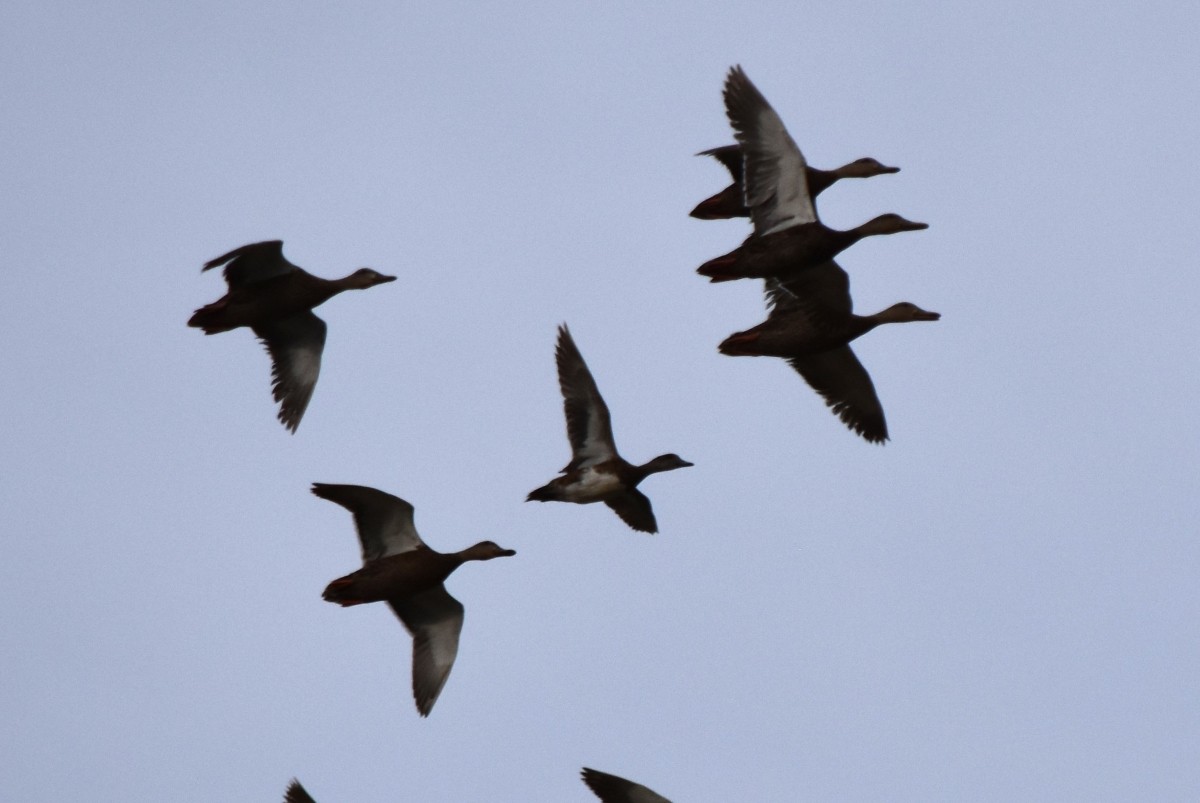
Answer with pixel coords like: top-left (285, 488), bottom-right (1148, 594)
top-left (3, 1), bottom-right (1199, 800)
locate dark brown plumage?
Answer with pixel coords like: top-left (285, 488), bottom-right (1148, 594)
top-left (696, 67), bottom-right (925, 283)
top-left (313, 483), bottom-right (515, 716)
top-left (719, 263), bottom-right (939, 443)
top-left (189, 240), bottom-right (395, 431)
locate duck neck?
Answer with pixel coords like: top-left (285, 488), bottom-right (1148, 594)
top-left (804, 166), bottom-right (836, 198)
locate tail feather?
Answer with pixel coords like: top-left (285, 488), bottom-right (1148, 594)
top-left (525, 483), bottom-right (556, 502)
top-left (322, 578), bottom-right (365, 607)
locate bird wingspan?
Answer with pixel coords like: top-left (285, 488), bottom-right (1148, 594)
top-left (203, 240), bottom-right (298, 289)
top-left (283, 778), bottom-right (317, 803)
top-left (723, 65), bottom-right (816, 237)
top-left (253, 312), bottom-right (327, 433)
top-left (697, 144), bottom-right (744, 182)
top-left (765, 260), bottom-right (853, 315)
top-left (555, 325), bottom-right (618, 469)
top-left (581, 767), bottom-right (674, 803)
top-left (604, 490), bottom-right (658, 534)
top-left (310, 483), bottom-right (426, 563)
top-left (388, 586), bottom-right (465, 717)
top-left (787, 346), bottom-right (888, 443)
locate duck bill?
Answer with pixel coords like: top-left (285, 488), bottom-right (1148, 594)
top-left (915, 310), bottom-right (941, 321)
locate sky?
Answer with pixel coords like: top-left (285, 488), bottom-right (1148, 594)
top-left (3, 1), bottom-right (1200, 801)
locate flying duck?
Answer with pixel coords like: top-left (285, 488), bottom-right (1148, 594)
top-left (695, 67), bottom-right (925, 283)
top-left (690, 143), bottom-right (898, 220)
top-left (527, 325), bottom-right (692, 533)
top-left (313, 483), bottom-right (515, 717)
top-left (719, 262), bottom-right (939, 442)
top-left (188, 240), bottom-right (395, 431)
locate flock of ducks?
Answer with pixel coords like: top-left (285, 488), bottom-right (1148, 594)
top-left (189, 65), bottom-right (938, 801)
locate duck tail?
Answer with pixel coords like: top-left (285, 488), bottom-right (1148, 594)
top-left (187, 303), bottom-right (233, 334)
top-left (689, 188), bottom-right (747, 220)
top-left (696, 253), bottom-right (739, 282)
top-left (321, 577), bottom-right (366, 607)
top-left (525, 482), bottom-right (556, 502)
top-left (718, 330), bottom-right (761, 356)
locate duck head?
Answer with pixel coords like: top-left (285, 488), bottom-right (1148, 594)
top-left (643, 453), bottom-right (695, 474)
top-left (876, 302), bottom-right (941, 323)
top-left (838, 157), bottom-right (901, 178)
top-left (857, 213), bottom-right (929, 236)
top-left (459, 541), bottom-right (518, 561)
top-left (344, 268), bottom-right (398, 289)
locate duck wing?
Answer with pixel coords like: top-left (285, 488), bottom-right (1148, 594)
top-left (283, 779), bottom-right (317, 803)
top-left (697, 144), bottom-right (744, 182)
top-left (253, 312), bottom-right (326, 433)
top-left (766, 260), bottom-right (852, 315)
top-left (203, 240), bottom-right (299, 289)
top-left (723, 65), bottom-right (815, 237)
top-left (787, 346), bottom-right (888, 443)
top-left (581, 768), bottom-right (673, 803)
top-left (604, 489), bottom-right (658, 534)
top-left (310, 483), bottom-right (425, 562)
top-left (555, 325), bottom-right (618, 470)
top-left (388, 585), bottom-right (464, 717)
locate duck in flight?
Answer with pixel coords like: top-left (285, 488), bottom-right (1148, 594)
top-left (690, 143), bottom-right (898, 220)
top-left (696, 66), bottom-right (925, 283)
top-left (313, 483), bottom-right (515, 717)
top-left (527, 325), bottom-right (692, 533)
top-left (188, 240), bottom-right (395, 431)
top-left (720, 262), bottom-right (939, 443)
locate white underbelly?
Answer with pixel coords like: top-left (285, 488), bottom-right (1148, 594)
top-left (569, 467), bottom-right (623, 501)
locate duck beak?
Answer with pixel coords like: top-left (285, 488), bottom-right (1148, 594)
top-left (915, 310), bottom-right (941, 321)
top-left (880, 164), bottom-right (901, 174)
top-left (377, 274), bottom-right (398, 283)
top-left (904, 220), bottom-right (929, 231)
top-left (500, 548), bottom-right (517, 557)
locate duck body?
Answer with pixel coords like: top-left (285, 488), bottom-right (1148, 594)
top-left (188, 270), bottom-right (348, 335)
top-left (527, 325), bottom-right (692, 534)
top-left (697, 213), bottom-right (926, 283)
top-left (322, 546), bottom-right (465, 606)
top-left (527, 460), bottom-right (629, 504)
top-left (312, 483), bottom-right (515, 716)
top-left (690, 144), bottom-right (899, 220)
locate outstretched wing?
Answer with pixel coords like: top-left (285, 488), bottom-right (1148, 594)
top-left (283, 779), bottom-right (317, 803)
top-left (581, 767), bottom-right (673, 803)
top-left (388, 586), bottom-right (464, 717)
top-left (604, 490), bottom-right (658, 534)
top-left (723, 66), bottom-right (815, 237)
top-left (555, 325), bottom-right (618, 470)
top-left (787, 346), bottom-right (888, 443)
top-left (310, 483), bottom-right (425, 562)
top-left (253, 312), bottom-right (326, 432)
top-left (203, 240), bottom-right (299, 289)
